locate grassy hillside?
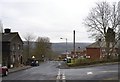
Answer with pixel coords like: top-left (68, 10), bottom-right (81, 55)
top-left (23, 41), bottom-right (91, 54)
top-left (51, 42), bottom-right (91, 54)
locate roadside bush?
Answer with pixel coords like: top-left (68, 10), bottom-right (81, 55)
top-left (67, 58), bottom-right (118, 67)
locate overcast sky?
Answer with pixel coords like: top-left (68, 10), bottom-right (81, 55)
top-left (0, 0), bottom-right (119, 43)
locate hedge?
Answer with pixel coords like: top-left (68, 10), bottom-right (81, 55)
top-left (67, 58), bottom-right (118, 67)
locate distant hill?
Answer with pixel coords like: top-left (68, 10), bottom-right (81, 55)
top-left (51, 43), bottom-right (91, 54)
top-left (23, 41), bottom-right (91, 54)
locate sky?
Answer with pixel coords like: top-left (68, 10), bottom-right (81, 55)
top-left (0, 0), bottom-right (119, 43)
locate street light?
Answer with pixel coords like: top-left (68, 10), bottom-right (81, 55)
top-left (60, 38), bottom-right (68, 57)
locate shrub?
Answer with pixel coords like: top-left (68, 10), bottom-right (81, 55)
top-left (67, 58), bottom-right (118, 67)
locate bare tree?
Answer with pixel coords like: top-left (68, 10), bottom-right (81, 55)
top-left (24, 33), bottom-right (36, 61)
top-left (84, 1), bottom-right (119, 59)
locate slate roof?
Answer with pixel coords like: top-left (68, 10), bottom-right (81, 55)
top-left (87, 40), bottom-right (119, 48)
top-left (2, 32), bottom-right (23, 43)
top-left (87, 41), bottom-right (106, 48)
top-left (2, 32), bottom-right (18, 42)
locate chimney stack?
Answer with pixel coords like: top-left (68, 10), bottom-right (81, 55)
top-left (73, 30), bottom-right (75, 55)
top-left (4, 28), bottom-right (11, 33)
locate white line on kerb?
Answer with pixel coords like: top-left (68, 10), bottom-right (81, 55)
top-left (101, 70), bottom-right (118, 73)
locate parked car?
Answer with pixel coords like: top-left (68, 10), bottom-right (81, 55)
top-left (26, 58), bottom-right (39, 66)
top-left (63, 58), bottom-right (67, 61)
top-left (0, 64), bottom-right (8, 76)
top-left (31, 60), bottom-right (39, 66)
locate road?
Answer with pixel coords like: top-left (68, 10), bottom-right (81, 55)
top-left (2, 61), bottom-right (119, 80)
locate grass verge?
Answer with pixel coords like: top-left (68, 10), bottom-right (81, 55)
top-left (67, 58), bottom-right (119, 67)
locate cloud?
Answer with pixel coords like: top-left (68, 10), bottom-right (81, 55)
top-left (0, 0), bottom-right (119, 42)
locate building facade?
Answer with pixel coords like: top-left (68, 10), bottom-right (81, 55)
top-left (2, 29), bottom-right (23, 68)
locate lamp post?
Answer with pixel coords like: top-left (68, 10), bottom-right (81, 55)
top-left (60, 38), bottom-right (68, 57)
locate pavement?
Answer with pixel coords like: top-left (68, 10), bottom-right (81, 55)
top-left (8, 65), bottom-right (32, 73)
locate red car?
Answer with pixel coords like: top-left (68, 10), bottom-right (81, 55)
top-left (0, 64), bottom-right (8, 76)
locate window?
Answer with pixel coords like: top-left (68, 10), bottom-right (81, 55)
top-left (13, 44), bottom-right (15, 50)
top-left (18, 44), bottom-right (20, 50)
top-left (13, 55), bottom-right (15, 63)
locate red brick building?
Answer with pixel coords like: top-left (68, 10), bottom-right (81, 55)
top-left (86, 41), bottom-right (101, 60)
top-left (86, 41), bottom-right (118, 60)
top-left (86, 48), bottom-right (101, 60)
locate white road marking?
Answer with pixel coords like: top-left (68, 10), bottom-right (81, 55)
top-left (56, 69), bottom-right (66, 82)
top-left (101, 70), bottom-right (118, 73)
top-left (62, 72), bottom-right (66, 80)
top-left (56, 69), bottom-right (61, 80)
top-left (62, 71), bottom-right (66, 82)
top-left (56, 75), bottom-right (61, 80)
top-left (58, 69), bottom-right (61, 75)
top-left (59, 63), bottom-right (61, 66)
top-left (87, 72), bottom-right (93, 75)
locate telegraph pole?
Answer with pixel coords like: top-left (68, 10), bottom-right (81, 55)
top-left (73, 30), bottom-right (75, 55)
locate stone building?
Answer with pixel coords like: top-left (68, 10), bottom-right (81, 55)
top-left (2, 28), bottom-right (23, 68)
